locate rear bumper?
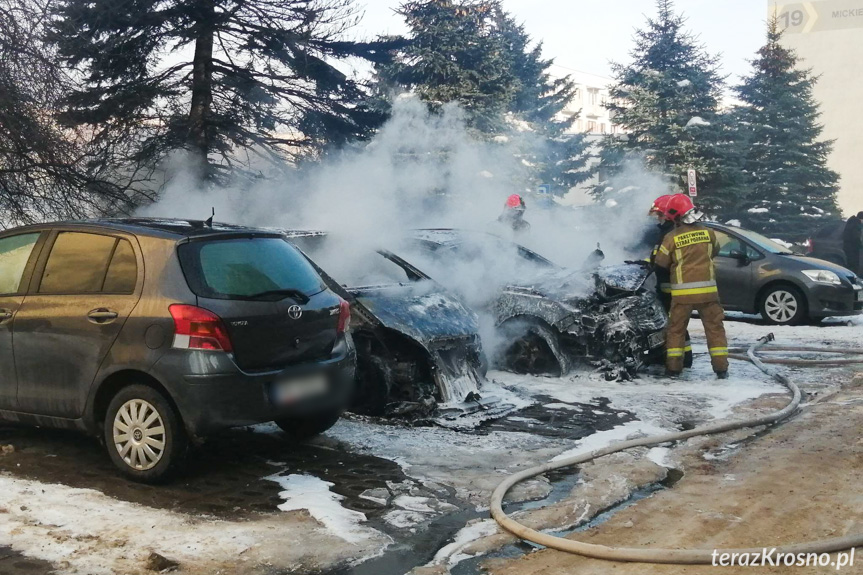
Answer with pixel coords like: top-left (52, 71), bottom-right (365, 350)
top-left (150, 335), bottom-right (356, 438)
top-left (804, 282), bottom-right (863, 318)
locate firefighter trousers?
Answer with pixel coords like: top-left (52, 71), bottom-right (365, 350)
top-left (666, 300), bottom-right (728, 374)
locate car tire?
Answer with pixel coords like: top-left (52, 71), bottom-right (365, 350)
top-left (502, 321), bottom-right (567, 376)
top-left (274, 409), bottom-right (342, 440)
top-left (760, 285), bottom-right (806, 326)
top-left (104, 384), bottom-right (187, 483)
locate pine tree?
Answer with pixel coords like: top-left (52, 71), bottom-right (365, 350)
top-left (496, 13), bottom-right (592, 194)
top-left (734, 18), bottom-right (839, 241)
top-left (598, 0), bottom-right (731, 212)
top-left (50, 0), bottom-right (393, 183)
top-left (377, 0), bottom-right (517, 133)
top-left (376, 0), bottom-right (591, 195)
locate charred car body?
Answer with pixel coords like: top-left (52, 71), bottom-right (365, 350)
top-left (284, 232), bottom-right (496, 421)
top-left (405, 230), bottom-right (668, 379)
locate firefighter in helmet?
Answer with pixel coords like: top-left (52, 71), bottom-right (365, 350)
top-left (653, 194), bottom-right (728, 378)
top-left (497, 194), bottom-right (530, 234)
top-left (646, 195), bottom-right (692, 368)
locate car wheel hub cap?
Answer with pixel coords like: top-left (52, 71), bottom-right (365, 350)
top-left (113, 399), bottom-right (166, 471)
top-left (765, 291), bottom-right (798, 322)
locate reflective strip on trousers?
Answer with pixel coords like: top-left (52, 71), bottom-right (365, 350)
top-left (709, 347), bottom-right (729, 356)
top-left (667, 348), bottom-right (684, 357)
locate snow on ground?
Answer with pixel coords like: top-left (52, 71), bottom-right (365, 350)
top-left (550, 420), bottom-right (669, 462)
top-left (0, 475), bottom-right (390, 575)
top-left (266, 473), bottom-right (378, 544)
top-left (1, 317), bottom-right (858, 573)
top-left (431, 519), bottom-right (499, 566)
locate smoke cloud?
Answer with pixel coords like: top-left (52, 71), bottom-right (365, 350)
top-left (141, 96), bottom-right (674, 355)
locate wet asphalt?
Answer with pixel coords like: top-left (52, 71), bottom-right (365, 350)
top-left (0, 398), bottom-right (632, 575)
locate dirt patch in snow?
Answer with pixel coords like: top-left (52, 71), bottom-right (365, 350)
top-left (482, 385), bottom-right (863, 575)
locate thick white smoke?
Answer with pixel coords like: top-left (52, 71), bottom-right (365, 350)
top-left (141, 96), bottom-right (674, 355)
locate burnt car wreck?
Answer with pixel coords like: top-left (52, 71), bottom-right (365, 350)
top-left (406, 230), bottom-right (668, 380)
top-left (284, 232), bottom-right (500, 423)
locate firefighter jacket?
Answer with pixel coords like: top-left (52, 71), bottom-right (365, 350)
top-left (653, 223), bottom-right (721, 304)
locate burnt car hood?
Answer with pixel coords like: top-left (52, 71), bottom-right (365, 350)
top-left (349, 282), bottom-right (480, 348)
top-left (504, 263), bottom-right (651, 301)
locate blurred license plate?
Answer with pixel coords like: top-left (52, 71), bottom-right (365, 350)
top-left (648, 330), bottom-right (666, 348)
top-left (856, 289), bottom-right (863, 302)
top-left (273, 374), bottom-right (327, 404)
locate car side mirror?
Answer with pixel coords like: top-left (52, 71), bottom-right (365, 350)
top-left (729, 249), bottom-right (750, 264)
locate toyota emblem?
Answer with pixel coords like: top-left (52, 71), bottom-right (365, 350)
top-left (287, 305), bottom-right (303, 320)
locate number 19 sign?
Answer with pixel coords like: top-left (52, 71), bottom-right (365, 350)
top-left (687, 168), bottom-right (697, 197)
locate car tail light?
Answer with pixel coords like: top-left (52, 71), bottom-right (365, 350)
top-left (805, 238), bottom-right (814, 254)
top-left (337, 299), bottom-right (351, 334)
top-left (169, 304), bottom-right (233, 352)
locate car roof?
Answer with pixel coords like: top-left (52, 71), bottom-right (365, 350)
top-left (7, 218), bottom-right (280, 240)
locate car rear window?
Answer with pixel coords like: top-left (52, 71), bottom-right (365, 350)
top-left (178, 237), bottom-right (325, 300)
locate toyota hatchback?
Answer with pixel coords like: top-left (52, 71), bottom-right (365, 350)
top-left (0, 218), bottom-right (355, 482)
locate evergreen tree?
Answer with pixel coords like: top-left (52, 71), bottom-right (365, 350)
top-left (598, 0), bottom-right (732, 213)
top-left (377, 0), bottom-right (591, 195)
top-left (734, 18), bottom-right (839, 241)
top-left (496, 13), bottom-right (592, 193)
top-left (377, 0), bottom-right (516, 133)
top-left (50, 0), bottom-right (393, 183)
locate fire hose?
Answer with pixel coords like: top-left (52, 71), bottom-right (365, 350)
top-left (489, 334), bottom-right (863, 563)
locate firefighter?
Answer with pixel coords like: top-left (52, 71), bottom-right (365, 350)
top-left (497, 194), bottom-right (530, 234)
top-left (646, 195), bottom-right (693, 368)
top-left (653, 194), bottom-right (728, 379)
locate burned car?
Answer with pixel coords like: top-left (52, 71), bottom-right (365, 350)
top-left (405, 230), bottom-right (668, 380)
top-left (283, 231), bottom-right (499, 421)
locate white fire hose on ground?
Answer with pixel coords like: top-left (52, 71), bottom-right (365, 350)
top-left (490, 334), bottom-right (863, 563)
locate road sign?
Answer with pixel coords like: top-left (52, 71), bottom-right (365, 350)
top-left (537, 184), bottom-right (551, 196)
top-left (687, 169), bottom-right (698, 197)
top-left (773, 1), bottom-right (863, 34)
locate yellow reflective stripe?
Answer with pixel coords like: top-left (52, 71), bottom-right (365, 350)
top-left (675, 249), bottom-right (684, 284)
top-left (659, 245), bottom-right (670, 256)
top-left (709, 347), bottom-right (729, 356)
top-left (670, 280), bottom-right (717, 290)
top-left (671, 286), bottom-right (719, 296)
top-left (684, 346), bottom-right (692, 352)
top-left (708, 243), bottom-right (715, 281)
top-left (667, 347), bottom-right (684, 357)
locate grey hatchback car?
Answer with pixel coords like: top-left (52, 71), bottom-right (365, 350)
top-left (0, 218), bottom-right (355, 482)
top-left (706, 223), bottom-right (863, 325)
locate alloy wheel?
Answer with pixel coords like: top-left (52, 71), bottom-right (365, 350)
top-left (112, 399), bottom-right (166, 471)
top-left (764, 290), bottom-right (799, 324)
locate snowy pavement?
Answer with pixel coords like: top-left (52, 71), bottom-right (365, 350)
top-left (0, 316), bottom-right (860, 575)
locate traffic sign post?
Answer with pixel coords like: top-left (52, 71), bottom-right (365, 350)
top-left (687, 169), bottom-right (697, 197)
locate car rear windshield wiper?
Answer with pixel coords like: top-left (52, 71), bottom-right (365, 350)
top-left (246, 288), bottom-right (310, 303)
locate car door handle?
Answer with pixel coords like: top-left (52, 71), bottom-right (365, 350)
top-left (87, 308), bottom-right (119, 323)
top-left (0, 308), bottom-right (12, 322)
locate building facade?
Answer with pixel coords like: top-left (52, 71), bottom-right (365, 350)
top-left (770, 0), bottom-right (863, 216)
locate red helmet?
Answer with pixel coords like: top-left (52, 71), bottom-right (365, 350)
top-left (665, 194), bottom-right (696, 221)
top-left (506, 194), bottom-right (524, 209)
top-left (648, 195), bottom-right (673, 218)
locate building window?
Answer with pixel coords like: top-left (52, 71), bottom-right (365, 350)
top-left (600, 123), bottom-right (606, 133)
top-left (587, 121), bottom-right (597, 132)
top-left (589, 89), bottom-right (598, 106)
